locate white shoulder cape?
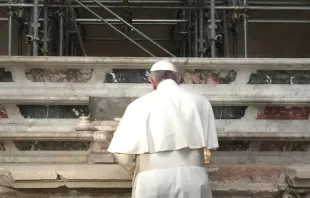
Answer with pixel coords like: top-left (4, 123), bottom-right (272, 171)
top-left (108, 80), bottom-right (218, 154)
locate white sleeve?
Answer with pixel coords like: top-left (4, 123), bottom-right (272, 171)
top-left (205, 102), bottom-right (219, 150)
top-left (107, 103), bottom-right (142, 154)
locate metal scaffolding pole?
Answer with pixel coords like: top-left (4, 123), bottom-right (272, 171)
top-left (32, 0), bottom-right (39, 56)
top-left (243, 0), bottom-right (247, 58)
top-left (67, 0), bottom-right (87, 56)
top-left (91, 0), bottom-right (175, 57)
top-left (194, 14), bottom-right (198, 57)
top-left (248, 19), bottom-right (310, 23)
top-left (199, 2), bottom-right (204, 57)
top-left (187, 4), bottom-right (192, 57)
top-left (27, 13), bottom-right (32, 56)
top-left (74, 0), bottom-right (155, 56)
top-left (3, 3), bottom-right (310, 10)
top-left (182, 10), bottom-right (186, 57)
top-left (76, 18), bottom-right (187, 25)
top-left (215, 5), bottom-right (310, 10)
top-left (222, 9), bottom-right (230, 57)
top-left (3, 0), bottom-right (310, 59)
top-left (43, 0), bottom-right (48, 55)
top-left (65, 8), bottom-right (69, 56)
top-left (7, 9), bottom-right (12, 56)
top-left (4, 17), bottom-right (310, 25)
top-left (210, 0), bottom-right (216, 57)
top-left (85, 37), bottom-right (172, 41)
top-left (1, 0), bottom-right (310, 5)
top-left (59, 11), bottom-right (64, 56)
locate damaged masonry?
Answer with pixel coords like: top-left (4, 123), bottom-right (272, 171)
top-left (1, 0), bottom-right (310, 197)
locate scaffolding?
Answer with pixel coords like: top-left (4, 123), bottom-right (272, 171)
top-left (1, 0), bottom-right (310, 57)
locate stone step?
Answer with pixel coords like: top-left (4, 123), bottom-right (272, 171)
top-left (1, 56), bottom-right (309, 70)
top-left (0, 164), bottom-right (287, 197)
top-left (287, 165), bottom-right (310, 188)
top-left (1, 119), bottom-right (310, 141)
top-left (0, 83), bottom-right (310, 105)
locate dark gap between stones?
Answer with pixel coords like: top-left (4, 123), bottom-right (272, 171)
top-left (18, 105), bottom-right (89, 118)
top-left (14, 141), bottom-right (91, 151)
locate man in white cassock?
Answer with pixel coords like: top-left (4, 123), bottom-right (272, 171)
top-left (108, 60), bottom-right (219, 198)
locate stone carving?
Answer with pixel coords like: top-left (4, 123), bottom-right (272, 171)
top-left (104, 69), bottom-right (237, 84)
top-left (257, 106), bottom-right (310, 120)
top-left (93, 131), bottom-right (113, 151)
top-left (181, 69), bottom-right (236, 84)
top-left (0, 108), bottom-right (8, 118)
top-left (78, 115), bottom-right (91, 127)
top-left (25, 68), bottom-right (93, 83)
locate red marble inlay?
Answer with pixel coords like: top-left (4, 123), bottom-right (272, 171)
top-left (257, 106), bottom-right (310, 120)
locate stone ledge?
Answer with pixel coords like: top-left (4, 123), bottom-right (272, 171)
top-left (211, 182), bottom-right (285, 197)
top-left (0, 164), bottom-right (288, 197)
top-left (1, 56), bottom-right (310, 70)
top-left (1, 119), bottom-right (310, 141)
top-left (0, 164), bottom-right (286, 188)
top-left (1, 83), bottom-right (310, 105)
top-left (286, 165), bottom-right (310, 188)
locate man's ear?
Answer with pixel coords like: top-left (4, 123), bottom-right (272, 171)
top-left (149, 77), bottom-right (157, 90)
top-left (177, 74), bottom-right (182, 84)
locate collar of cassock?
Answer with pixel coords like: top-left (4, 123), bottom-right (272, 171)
top-left (157, 79), bottom-right (179, 90)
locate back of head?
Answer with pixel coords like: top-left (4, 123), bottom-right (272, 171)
top-left (149, 60), bottom-right (180, 86)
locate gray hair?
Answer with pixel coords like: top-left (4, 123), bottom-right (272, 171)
top-left (149, 70), bottom-right (179, 85)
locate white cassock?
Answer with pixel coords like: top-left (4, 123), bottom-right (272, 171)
top-left (108, 79), bottom-right (219, 198)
